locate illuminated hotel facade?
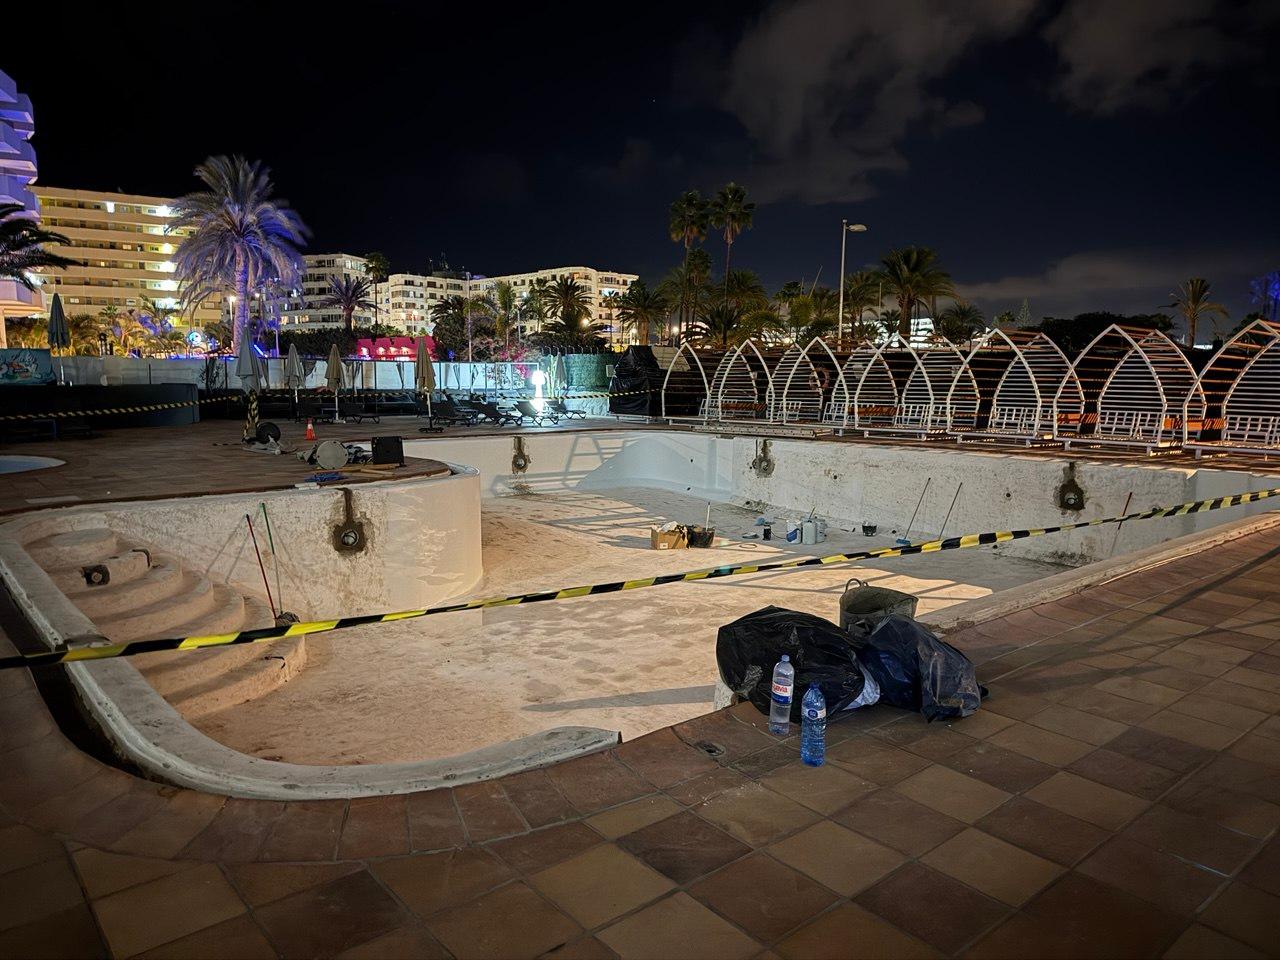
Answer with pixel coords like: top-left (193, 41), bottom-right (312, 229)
top-left (0, 69), bottom-right (40, 345)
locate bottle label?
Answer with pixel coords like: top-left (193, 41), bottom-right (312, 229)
top-left (804, 706), bottom-right (826, 721)
top-left (771, 681), bottom-right (792, 700)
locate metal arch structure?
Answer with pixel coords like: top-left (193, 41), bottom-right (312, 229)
top-left (895, 337), bottom-right (970, 437)
top-left (775, 337), bottom-right (848, 424)
top-left (660, 342), bottom-right (718, 420)
top-left (1056, 324), bottom-right (1204, 454)
top-left (840, 334), bottom-right (930, 436)
top-left (1186, 318), bottom-right (1280, 459)
top-left (704, 339), bottom-right (773, 420)
top-left (950, 328), bottom-right (1079, 445)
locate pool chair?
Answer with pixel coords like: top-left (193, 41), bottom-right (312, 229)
top-left (473, 400), bottom-right (520, 426)
top-left (428, 399), bottom-right (479, 426)
top-left (515, 399), bottom-right (559, 425)
top-left (549, 399), bottom-right (587, 420)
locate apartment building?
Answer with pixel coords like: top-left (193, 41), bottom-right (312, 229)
top-left (0, 69), bottom-right (40, 344)
top-left (375, 271), bottom-right (469, 334)
top-left (469, 266), bottom-right (637, 341)
top-left (278, 252), bottom-right (375, 329)
top-left (30, 186), bottom-right (224, 330)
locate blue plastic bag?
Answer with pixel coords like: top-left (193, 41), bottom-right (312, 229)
top-left (854, 615), bottom-right (985, 721)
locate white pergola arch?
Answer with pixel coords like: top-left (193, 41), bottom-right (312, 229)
top-left (660, 342), bottom-right (717, 420)
top-left (705, 339), bottom-right (773, 420)
top-left (775, 337), bottom-right (847, 423)
top-left (950, 328), bottom-right (1080, 444)
top-left (837, 335), bottom-right (931, 436)
top-left (1186, 318), bottom-right (1280, 458)
top-left (895, 338), bottom-right (969, 436)
top-left (1056, 324), bottom-right (1204, 453)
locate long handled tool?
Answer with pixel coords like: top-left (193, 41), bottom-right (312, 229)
top-left (244, 513), bottom-right (277, 619)
top-left (1109, 491), bottom-right (1134, 556)
top-left (259, 502), bottom-right (283, 617)
top-left (897, 477), bottom-right (931, 546)
top-left (937, 482), bottom-right (964, 540)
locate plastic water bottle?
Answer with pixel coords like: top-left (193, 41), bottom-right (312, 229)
top-left (801, 683), bottom-right (827, 766)
top-left (769, 655), bottom-right (794, 735)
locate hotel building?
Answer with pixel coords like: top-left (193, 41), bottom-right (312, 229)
top-left (277, 253), bottom-right (375, 329)
top-left (30, 186), bottom-right (224, 330)
top-left (0, 69), bottom-right (40, 344)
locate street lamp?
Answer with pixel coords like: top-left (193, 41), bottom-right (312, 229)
top-left (837, 221), bottom-right (868, 348)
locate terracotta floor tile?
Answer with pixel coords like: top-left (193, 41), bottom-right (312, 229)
top-left (337, 795), bottom-right (410, 860)
top-left (855, 863), bottom-right (1009, 956)
top-left (0, 824), bottom-right (67, 875)
top-left (1095, 675), bottom-right (1187, 707)
top-left (775, 902), bottom-right (939, 959)
top-left (501, 769), bottom-right (580, 829)
top-left (256, 800), bottom-right (346, 862)
top-left (541, 934), bottom-right (616, 959)
top-left (110, 791), bottom-right (227, 861)
top-left (1228, 733), bottom-right (1280, 772)
top-left (371, 847), bottom-right (513, 918)
top-left (1199, 881), bottom-right (1280, 955)
top-left (988, 722), bottom-right (1095, 766)
top-left (825, 741), bottom-right (931, 785)
top-left (137, 914), bottom-right (276, 959)
top-left (759, 761), bottom-right (877, 815)
top-left (966, 872), bottom-right (1182, 959)
top-left (1026, 771), bottom-right (1150, 830)
top-left (614, 728), bottom-right (719, 788)
top-left (530, 843), bottom-right (674, 929)
top-left (92, 863), bottom-right (245, 959)
top-left (921, 827), bottom-right (1062, 907)
top-left (1170, 638), bottom-right (1255, 666)
top-left (673, 712), bottom-right (777, 765)
top-left (1238, 839), bottom-right (1280, 899)
top-left (453, 782), bottom-right (527, 843)
top-left (0, 856), bottom-right (85, 933)
top-left (0, 903), bottom-right (105, 960)
top-left (1148, 648), bottom-right (1237, 678)
top-left (666, 768), bottom-right (752, 806)
top-left (893, 765), bottom-right (1011, 824)
top-left (768, 820), bottom-right (905, 897)
top-left (1077, 836), bottom-right (1225, 915)
top-left (1161, 779), bottom-right (1280, 839)
top-left (947, 710), bottom-right (1017, 739)
top-left (1104, 726), bottom-right (1215, 774)
top-left (977, 690), bottom-right (1054, 722)
top-left (178, 799), bottom-right (285, 862)
top-left (688, 852), bottom-right (836, 943)
top-left (1168, 694), bottom-right (1269, 732)
top-left (730, 744), bottom-right (800, 779)
top-left (1139, 710), bottom-right (1245, 751)
top-left (943, 740), bottom-right (1057, 794)
top-left (254, 870), bottom-right (407, 959)
top-left (832, 788), bottom-right (965, 858)
top-left (1222, 666), bottom-right (1280, 695)
top-left (870, 721), bottom-right (978, 761)
top-left (696, 782), bottom-right (821, 846)
top-left (335, 924), bottom-right (449, 959)
top-left (543, 753), bottom-right (651, 816)
top-left (487, 822), bottom-right (602, 875)
top-left (1029, 704), bottom-right (1130, 747)
top-left (71, 847), bottom-right (189, 900)
top-left (1161, 923), bottom-right (1266, 960)
top-left (406, 791), bottom-right (467, 853)
top-left (1198, 679), bottom-right (1280, 717)
top-left (1066, 747), bottom-right (1185, 802)
top-left (975, 796), bottom-right (1110, 867)
top-left (598, 892), bottom-right (759, 960)
top-left (1122, 804), bottom-right (1262, 877)
top-left (616, 810), bottom-right (751, 884)
top-left (426, 881), bottom-right (580, 960)
top-left (586, 795), bottom-right (683, 840)
top-left (226, 861), bottom-right (362, 908)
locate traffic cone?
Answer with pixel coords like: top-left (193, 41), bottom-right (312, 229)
top-left (304, 418), bottom-right (316, 441)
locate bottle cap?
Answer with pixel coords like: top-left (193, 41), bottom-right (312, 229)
top-left (780, 655), bottom-right (789, 662)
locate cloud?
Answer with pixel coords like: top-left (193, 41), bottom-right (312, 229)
top-left (717, 0), bottom-right (1037, 204)
top-left (1043, 0), bottom-right (1279, 113)
top-left (957, 243), bottom-right (1280, 320)
top-left (586, 138), bottom-right (683, 188)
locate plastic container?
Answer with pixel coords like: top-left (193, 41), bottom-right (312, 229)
top-left (769, 655), bottom-right (794, 735)
top-left (800, 683), bottom-right (827, 766)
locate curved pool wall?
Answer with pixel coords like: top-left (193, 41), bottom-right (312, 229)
top-left (404, 431), bottom-right (1280, 565)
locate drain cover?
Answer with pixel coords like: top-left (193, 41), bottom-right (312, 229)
top-left (695, 740), bottom-right (726, 758)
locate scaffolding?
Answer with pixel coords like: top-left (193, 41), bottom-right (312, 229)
top-left (1056, 325), bottom-right (1204, 454)
top-left (950, 329), bottom-right (1080, 445)
top-left (1185, 318), bottom-right (1280, 459)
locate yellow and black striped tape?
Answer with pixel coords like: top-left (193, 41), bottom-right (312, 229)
top-left (2, 486), bottom-right (1276, 671)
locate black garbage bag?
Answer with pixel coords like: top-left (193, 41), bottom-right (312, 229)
top-left (716, 606), bottom-right (869, 720)
top-left (854, 615), bottom-right (985, 721)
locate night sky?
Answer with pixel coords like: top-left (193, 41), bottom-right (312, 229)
top-left (6, 0), bottom-right (1278, 325)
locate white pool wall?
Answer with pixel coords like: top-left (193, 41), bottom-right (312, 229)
top-left (405, 431), bottom-right (1278, 565)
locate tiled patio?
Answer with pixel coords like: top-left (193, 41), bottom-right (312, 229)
top-left (1, 523), bottom-right (1279, 957)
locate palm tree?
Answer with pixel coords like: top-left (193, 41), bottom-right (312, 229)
top-left (430, 294), bottom-right (492, 361)
top-left (688, 303), bottom-right (773, 349)
top-left (363, 251), bottom-right (391, 327)
top-left (130, 296), bottom-right (178, 337)
top-left (875, 247), bottom-right (955, 340)
top-left (935, 301), bottom-right (985, 345)
top-left (1167, 278), bottom-right (1229, 347)
top-left (321, 275), bottom-right (375, 334)
top-left (724, 269), bottom-right (769, 313)
top-left (842, 270), bottom-right (883, 332)
top-left (544, 277), bottom-right (594, 328)
top-left (489, 280), bottom-right (519, 346)
top-left (518, 279), bottom-right (550, 339)
top-left (171, 155), bottom-right (309, 349)
top-left (708, 183), bottom-right (755, 298)
top-left (0, 203), bottom-right (77, 290)
top-left (669, 191), bottom-right (710, 258)
top-left (613, 281), bottom-right (668, 345)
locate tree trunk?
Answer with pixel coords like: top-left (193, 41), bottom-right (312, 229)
top-left (233, 255), bottom-right (250, 350)
top-left (1186, 310), bottom-right (1196, 348)
top-left (723, 239), bottom-right (733, 304)
top-left (898, 295), bottom-right (912, 340)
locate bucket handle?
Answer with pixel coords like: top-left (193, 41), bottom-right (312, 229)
top-left (845, 577), bottom-right (867, 592)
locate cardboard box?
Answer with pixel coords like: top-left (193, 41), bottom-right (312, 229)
top-left (651, 525), bottom-right (688, 550)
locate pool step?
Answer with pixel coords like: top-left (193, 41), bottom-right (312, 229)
top-left (60, 557), bottom-right (185, 619)
top-left (139, 598), bottom-right (281, 704)
top-left (26, 528), bottom-right (119, 568)
top-left (161, 634), bottom-right (307, 721)
top-left (50, 546), bottom-right (154, 594)
top-left (95, 574), bottom-right (218, 643)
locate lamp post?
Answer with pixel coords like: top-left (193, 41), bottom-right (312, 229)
top-left (836, 221), bottom-right (868, 348)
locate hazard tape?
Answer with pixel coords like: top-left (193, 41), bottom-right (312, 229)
top-left (0, 389), bottom-right (651, 422)
top-left (2, 486), bottom-right (1277, 671)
